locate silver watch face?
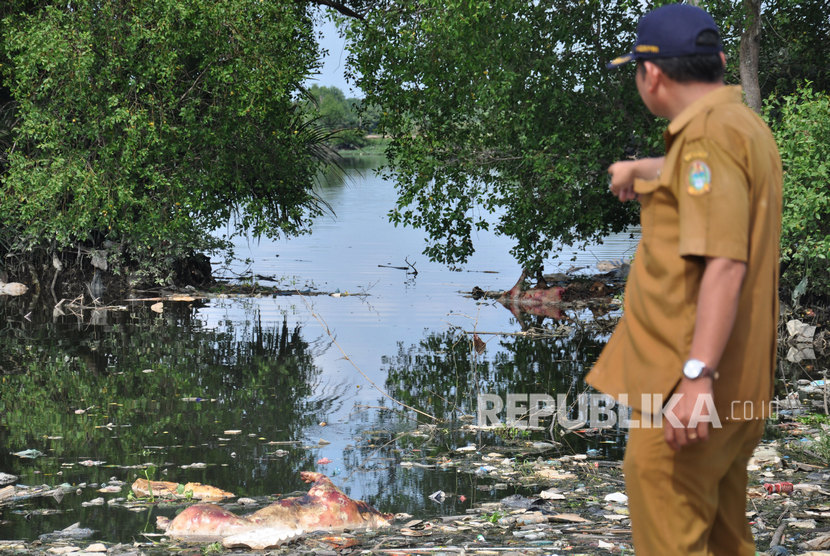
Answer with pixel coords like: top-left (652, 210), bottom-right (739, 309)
top-left (683, 359), bottom-right (706, 379)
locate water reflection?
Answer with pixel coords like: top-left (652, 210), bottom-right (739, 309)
top-left (381, 326), bottom-right (626, 453)
top-left (0, 300), bottom-right (335, 540)
top-left (0, 292), bottom-right (629, 540)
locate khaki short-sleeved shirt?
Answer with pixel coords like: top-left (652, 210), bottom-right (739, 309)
top-left (586, 86), bottom-right (782, 421)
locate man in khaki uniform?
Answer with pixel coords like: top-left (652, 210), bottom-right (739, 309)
top-left (586, 4), bottom-right (782, 555)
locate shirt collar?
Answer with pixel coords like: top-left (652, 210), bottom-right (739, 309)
top-left (665, 85), bottom-right (743, 140)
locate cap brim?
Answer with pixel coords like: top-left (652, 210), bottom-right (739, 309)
top-left (607, 53), bottom-right (635, 69)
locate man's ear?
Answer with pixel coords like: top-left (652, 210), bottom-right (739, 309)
top-left (641, 61), bottom-right (662, 93)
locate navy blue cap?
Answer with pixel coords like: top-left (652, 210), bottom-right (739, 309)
top-left (607, 4), bottom-right (723, 68)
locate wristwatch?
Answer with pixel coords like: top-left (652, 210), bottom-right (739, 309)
top-left (683, 359), bottom-right (719, 380)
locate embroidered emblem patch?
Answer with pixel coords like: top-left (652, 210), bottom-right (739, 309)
top-left (687, 160), bottom-right (711, 195)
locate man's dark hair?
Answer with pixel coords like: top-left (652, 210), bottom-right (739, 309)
top-left (637, 30), bottom-right (724, 83)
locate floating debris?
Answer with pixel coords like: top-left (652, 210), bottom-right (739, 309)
top-left (131, 479), bottom-right (234, 501)
top-left (12, 449), bottom-right (44, 459)
top-left (38, 522), bottom-right (95, 542)
top-left (0, 282), bottom-right (28, 296)
top-left (428, 490), bottom-right (446, 503)
top-left (180, 462), bottom-right (208, 469)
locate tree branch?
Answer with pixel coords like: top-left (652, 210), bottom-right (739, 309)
top-left (307, 0), bottom-right (364, 20)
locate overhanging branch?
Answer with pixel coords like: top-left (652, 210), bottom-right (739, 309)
top-left (307, 0), bottom-right (364, 20)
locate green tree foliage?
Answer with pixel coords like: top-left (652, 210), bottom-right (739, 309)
top-left (344, 0), bottom-right (658, 272)
top-left (0, 0), bottom-right (331, 284)
top-left (759, 0), bottom-right (830, 97)
top-left (305, 84), bottom-right (381, 149)
top-left (342, 0), bottom-right (828, 275)
top-left (309, 84), bottom-right (359, 129)
top-left (765, 84), bottom-right (830, 298)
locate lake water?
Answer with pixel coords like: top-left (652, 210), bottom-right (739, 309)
top-left (0, 157), bottom-right (639, 543)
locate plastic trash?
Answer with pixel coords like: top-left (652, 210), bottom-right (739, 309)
top-left (604, 492), bottom-right (629, 504)
top-left (764, 482), bottom-right (794, 494)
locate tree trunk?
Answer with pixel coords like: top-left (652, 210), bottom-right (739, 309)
top-left (739, 0), bottom-right (762, 113)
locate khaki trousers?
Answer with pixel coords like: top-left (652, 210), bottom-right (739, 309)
top-left (623, 414), bottom-right (764, 556)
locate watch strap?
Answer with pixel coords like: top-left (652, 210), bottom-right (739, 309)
top-left (697, 366), bottom-right (719, 380)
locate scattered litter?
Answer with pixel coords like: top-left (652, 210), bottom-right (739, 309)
top-left (320, 536), bottom-right (359, 549)
top-left (539, 488), bottom-right (566, 500)
top-left (38, 522), bottom-right (95, 542)
top-left (428, 490), bottom-right (446, 503)
top-left (131, 479), bottom-right (234, 501)
top-left (500, 494), bottom-right (543, 510)
top-left (12, 449), bottom-right (44, 459)
top-left (0, 282), bottom-right (28, 296)
top-left (788, 345), bottom-right (816, 363)
top-left (528, 441), bottom-right (558, 451)
top-left (764, 482), bottom-right (794, 495)
top-left (549, 513), bottom-right (592, 524)
top-left (46, 546), bottom-right (79, 554)
top-left (748, 444), bottom-right (782, 470)
top-left (180, 462), bottom-right (208, 469)
top-left (787, 319), bottom-right (817, 342)
top-left (803, 533), bottom-right (830, 550)
top-left (536, 468), bottom-right (577, 481)
top-left (97, 485), bottom-right (121, 493)
top-left (604, 492), bottom-right (629, 504)
top-left (401, 520), bottom-right (434, 537)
